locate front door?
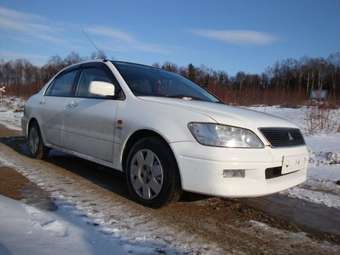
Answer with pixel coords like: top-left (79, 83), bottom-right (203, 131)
top-left (62, 65), bottom-right (120, 162)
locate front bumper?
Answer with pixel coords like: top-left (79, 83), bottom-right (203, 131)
top-left (170, 142), bottom-right (308, 197)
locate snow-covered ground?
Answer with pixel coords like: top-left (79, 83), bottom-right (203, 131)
top-left (0, 194), bottom-right (171, 255)
top-left (0, 96), bottom-right (24, 130)
top-left (0, 194), bottom-right (120, 255)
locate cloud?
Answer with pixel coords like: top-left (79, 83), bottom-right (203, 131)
top-left (86, 26), bottom-right (135, 44)
top-left (0, 50), bottom-right (48, 65)
top-left (85, 25), bottom-right (169, 54)
top-left (192, 29), bottom-right (278, 45)
top-left (0, 5), bottom-right (172, 60)
top-left (0, 5), bottom-right (43, 23)
top-left (0, 5), bottom-right (63, 43)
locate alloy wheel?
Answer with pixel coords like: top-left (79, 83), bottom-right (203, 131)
top-left (129, 149), bottom-right (164, 200)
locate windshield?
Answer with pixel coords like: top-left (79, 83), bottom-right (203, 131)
top-left (114, 62), bottom-right (220, 103)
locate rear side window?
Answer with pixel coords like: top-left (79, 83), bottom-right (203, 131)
top-left (46, 70), bottom-right (77, 97)
top-left (76, 67), bottom-right (115, 98)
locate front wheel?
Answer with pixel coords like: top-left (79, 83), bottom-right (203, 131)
top-left (126, 137), bottom-right (182, 208)
top-left (28, 122), bottom-right (49, 159)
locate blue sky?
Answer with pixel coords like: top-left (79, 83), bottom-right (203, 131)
top-left (0, 0), bottom-right (339, 74)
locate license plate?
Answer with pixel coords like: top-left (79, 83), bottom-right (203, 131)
top-left (282, 155), bottom-right (307, 174)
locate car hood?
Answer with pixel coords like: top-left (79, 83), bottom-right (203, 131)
top-left (138, 97), bottom-right (297, 129)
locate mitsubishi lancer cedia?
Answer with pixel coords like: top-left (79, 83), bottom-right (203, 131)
top-left (22, 59), bottom-right (309, 207)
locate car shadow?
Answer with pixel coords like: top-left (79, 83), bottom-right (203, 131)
top-left (0, 135), bottom-right (209, 203)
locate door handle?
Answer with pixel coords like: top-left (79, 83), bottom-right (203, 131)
top-left (71, 101), bottom-right (78, 108)
top-left (66, 101), bottom-right (78, 108)
top-left (39, 100), bottom-right (45, 105)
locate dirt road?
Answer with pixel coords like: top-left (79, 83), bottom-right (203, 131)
top-left (0, 124), bottom-right (339, 254)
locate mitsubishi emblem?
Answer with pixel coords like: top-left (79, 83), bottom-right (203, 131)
top-left (288, 132), bottom-right (294, 141)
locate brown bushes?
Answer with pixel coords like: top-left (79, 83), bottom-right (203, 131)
top-left (304, 105), bottom-right (340, 134)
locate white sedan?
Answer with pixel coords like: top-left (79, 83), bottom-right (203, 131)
top-left (22, 60), bottom-right (308, 207)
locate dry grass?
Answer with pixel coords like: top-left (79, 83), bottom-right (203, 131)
top-left (304, 105), bottom-right (339, 135)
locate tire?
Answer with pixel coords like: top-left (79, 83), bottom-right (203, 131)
top-left (28, 121), bottom-right (49, 159)
top-left (126, 137), bottom-right (182, 208)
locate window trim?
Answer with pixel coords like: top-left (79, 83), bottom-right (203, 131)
top-left (74, 63), bottom-right (126, 100)
top-left (44, 67), bottom-right (80, 98)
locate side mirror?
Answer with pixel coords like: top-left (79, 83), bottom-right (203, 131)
top-left (89, 81), bottom-right (115, 97)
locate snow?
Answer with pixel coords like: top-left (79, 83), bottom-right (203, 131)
top-left (284, 186), bottom-right (340, 208)
top-left (0, 195), bottom-right (125, 255)
top-left (0, 194), bottom-right (179, 255)
top-left (248, 220), bottom-right (339, 251)
top-left (305, 134), bottom-right (340, 153)
top-left (0, 96), bottom-right (24, 130)
top-left (308, 164), bottom-right (340, 182)
top-left (24, 205), bottom-right (68, 237)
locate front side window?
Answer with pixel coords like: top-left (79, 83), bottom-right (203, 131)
top-left (114, 62), bottom-right (220, 103)
top-left (46, 70), bottom-right (77, 97)
top-left (76, 67), bottom-right (114, 98)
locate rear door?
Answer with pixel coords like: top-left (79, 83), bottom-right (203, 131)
top-left (41, 68), bottom-right (79, 147)
top-left (62, 63), bottom-right (123, 162)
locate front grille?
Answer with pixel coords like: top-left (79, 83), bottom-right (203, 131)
top-left (259, 128), bottom-right (305, 148)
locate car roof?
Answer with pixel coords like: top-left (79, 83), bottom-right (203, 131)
top-left (62, 59), bottom-right (160, 72)
top-left (110, 60), bottom-right (161, 70)
top-left (57, 59), bottom-right (165, 80)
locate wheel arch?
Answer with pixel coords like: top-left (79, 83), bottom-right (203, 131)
top-left (121, 129), bottom-right (183, 187)
top-left (27, 117), bottom-right (45, 143)
top-left (27, 117), bottom-right (38, 131)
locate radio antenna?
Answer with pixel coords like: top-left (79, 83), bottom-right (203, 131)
top-left (81, 28), bottom-right (106, 59)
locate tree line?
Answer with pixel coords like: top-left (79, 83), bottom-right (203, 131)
top-left (0, 51), bottom-right (339, 105)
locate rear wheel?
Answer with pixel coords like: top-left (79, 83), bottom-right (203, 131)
top-left (126, 137), bottom-right (182, 208)
top-left (28, 122), bottom-right (49, 159)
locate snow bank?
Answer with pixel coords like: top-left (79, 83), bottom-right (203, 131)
top-left (0, 195), bottom-right (126, 255)
top-left (0, 194), bottom-right (176, 255)
top-left (283, 186), bottom-right (340, 209)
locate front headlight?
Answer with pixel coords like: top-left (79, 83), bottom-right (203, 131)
top-left (188, 122), bottom-right (264, 148)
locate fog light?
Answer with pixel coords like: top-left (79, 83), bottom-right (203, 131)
top-left (223, 169), bottom-right (245, 178)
